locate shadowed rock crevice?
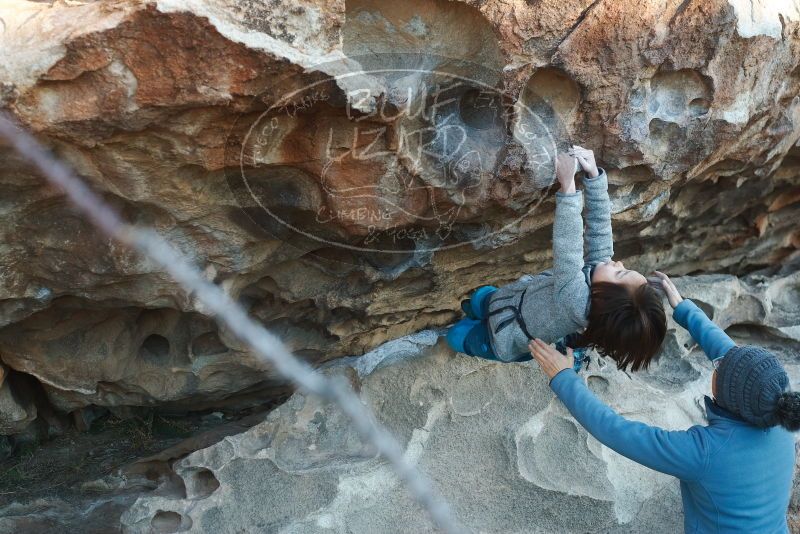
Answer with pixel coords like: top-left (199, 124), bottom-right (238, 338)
top-left (151, 509), bottom-right (191, 533)
top-left (520, 67), bottom-right (581, 141)
top-left (182, 467), bottom-right (220, 500)
top-left (0, 301), bottom-right (284, 416)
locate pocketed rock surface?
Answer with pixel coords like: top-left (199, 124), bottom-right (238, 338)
top-left (119, 271), bottom-right (800, 533)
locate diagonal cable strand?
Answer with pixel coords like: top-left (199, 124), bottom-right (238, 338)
top-left (0, 112), bottom-right (465, 534)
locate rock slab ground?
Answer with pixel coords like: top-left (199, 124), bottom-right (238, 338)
top-left (120, 272), bottom-right (800, 533)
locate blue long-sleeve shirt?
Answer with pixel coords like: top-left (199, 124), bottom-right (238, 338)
top-left (672, 299), bottom-right (736, 361)
top-left (549, 299), bottom-right (796, 533)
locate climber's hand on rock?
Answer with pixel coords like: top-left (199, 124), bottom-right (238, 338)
top-left (529, 338), bottom-right (572, 380)
top-left (653, 270), bottom-right (683, 308)
top-left (569, 145), bottom-right (599, 178)
top-left (556, 153), bottom-right (577, 194)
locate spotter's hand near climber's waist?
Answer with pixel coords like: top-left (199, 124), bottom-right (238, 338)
top-left (529, 338), bottom-right (573, 380)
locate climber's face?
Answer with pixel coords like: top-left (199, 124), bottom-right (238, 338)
top-left (591, 260), bottom-right (647, 289)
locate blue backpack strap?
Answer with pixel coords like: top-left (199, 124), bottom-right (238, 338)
top-left (555, 334), bottom-right (589, 371)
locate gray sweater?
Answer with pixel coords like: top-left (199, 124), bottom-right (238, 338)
top-left (486, 169), bottom-right (613, 361)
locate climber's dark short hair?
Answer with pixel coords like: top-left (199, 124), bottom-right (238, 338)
top-left (579, 281), bottom-right (667, 372)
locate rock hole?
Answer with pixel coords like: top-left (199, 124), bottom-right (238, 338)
top-left (228, 164), bottom-right (334, 247)
top-left (608, 164), bottom-right (656, 184)
top-left (191, 332), bottom-right (229, 357)
top-left (648, 118), bottom-right (684, 157)
top-left (648, 69), bottom-right (713, 125)
top-left (458, 88), bottom-right (505, 130)
top-left (692, 300), bottom-right (715, 321)
top-left (587, 375), bottom-right (610, 395)
top-left (522, 67), bottom-right (581, 124)
top-left (688, 97), bottom-right (710, 116)
top-left (184, 467), bottom-right (220, 499)
top-left (151, 510), bottom-right (191, 533)
top-left (139, 334), bottom-right (170, 361)
top-left (244, 165), bottom-right (323, 211)
top-left (516, 67), bottom-right (580, 186)
top-left (172, 470), bottom-right (188, 499)
top-left (639, 352), bottom-right (702, 393)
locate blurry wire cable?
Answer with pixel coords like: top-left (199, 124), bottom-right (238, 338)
top-left (0, 112), bottom-right (465, 534)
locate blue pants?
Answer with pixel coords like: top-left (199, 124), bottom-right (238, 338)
top-left (446, 286), bottom-right (532, 362)
top-left (446, 285), bottom-right (586, 369)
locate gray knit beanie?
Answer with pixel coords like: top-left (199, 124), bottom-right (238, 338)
top-left (715, 346), bottom-right (789, 428)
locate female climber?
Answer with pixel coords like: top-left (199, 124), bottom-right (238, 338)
top-left (446, 146), bottom-right (666, 371)
top-left (529, 271), bottom-right (799, 533)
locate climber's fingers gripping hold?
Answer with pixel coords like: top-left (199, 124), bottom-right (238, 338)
top-left (529, 338), bottom-right (572, 380)
top-left (569, 145), bottom-right (599, 178)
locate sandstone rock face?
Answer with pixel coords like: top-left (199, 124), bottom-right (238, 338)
top-left (1, 1), bottom-right (800, 532)
top-left (1, 0), bottom-right (800, 438)
top-left (119, 272), bottom-right (800, 533)
top-left (0, 304), bottom-right (275, 412)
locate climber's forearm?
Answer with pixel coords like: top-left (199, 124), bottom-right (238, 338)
top-left (582, 168), bottom-right (613, 264)
top-left (552, 191), bottom-right (585, 291)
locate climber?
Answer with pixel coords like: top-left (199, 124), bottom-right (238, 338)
top-left (529, 271), bottom-right (798, 534)
top-left (445, 146), bottom-right (666, 371)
